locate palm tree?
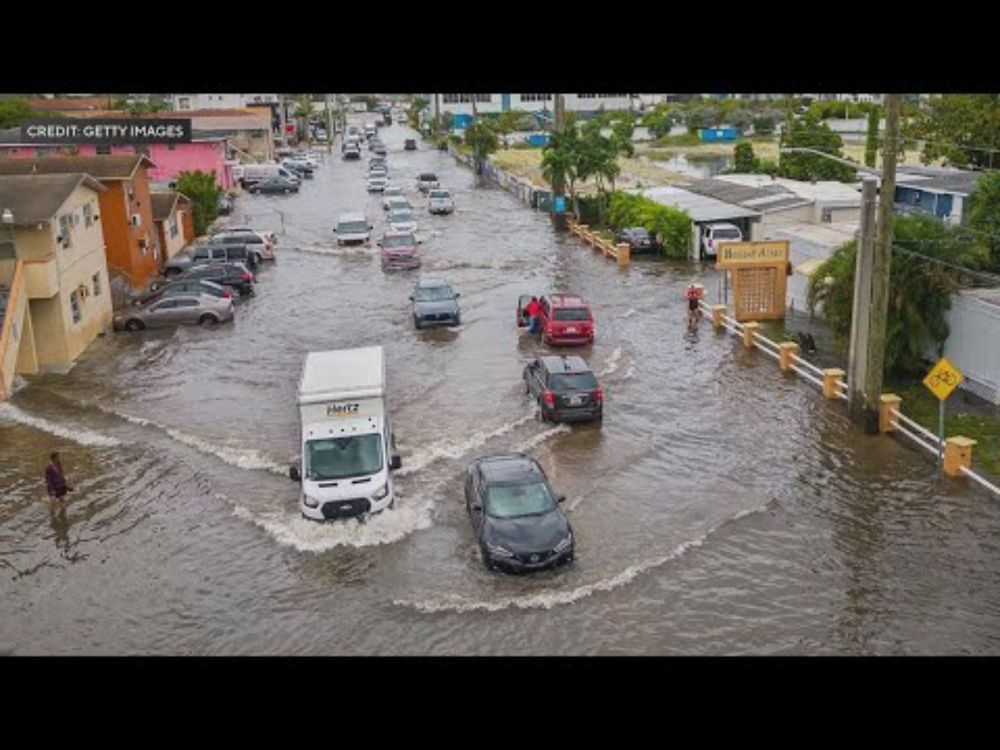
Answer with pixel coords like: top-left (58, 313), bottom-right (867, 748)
top-left (464, 121), bottom-right (498, 178)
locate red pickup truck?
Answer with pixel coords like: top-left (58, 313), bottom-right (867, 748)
top-left (517, 294), bottom-right (595, 347)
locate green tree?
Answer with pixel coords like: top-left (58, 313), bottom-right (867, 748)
top-left (0, 99), bottom-right (36, 129)
top-left (175, 171), bottom-right (222, 237)
top-left (752, 114), bottom-right (776, 135)
top-left (965, 172), bottom-right (1000, 270)
top-left (807, 214), bottom-right (990, 375)
top-left (864, 109), bottom-right (879, 167)
top-left (609, 113), bottom-right (635, 159)
top-left (778, 115), bottom-right (858, 182)
top-left (464, 120), bottom-right (498, 176)
top-left (408, 96), bottom-right (429, 128)
top-left (733, 141), bottom-right (757, 172)
top-left (541, 125), bottom-right (582, 217)
top-left (911, 94), bottom-right (1000, 168)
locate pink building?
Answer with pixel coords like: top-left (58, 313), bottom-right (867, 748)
top-left (0, 134), bottom-right (235, 190)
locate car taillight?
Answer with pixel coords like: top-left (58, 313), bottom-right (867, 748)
top-left (595, 387), bottom-right (603, 403)
top-left (542, 390), bottom-right (555, 407)
top-left (221, 290), bottom-right (232, 298)
top-left (241, 273), bottom-right (252, 281)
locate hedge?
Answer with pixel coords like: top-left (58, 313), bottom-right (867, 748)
top-left (606, 192), bottom-right (692, 259)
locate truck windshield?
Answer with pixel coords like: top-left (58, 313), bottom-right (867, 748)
top-left (338, 221), bottom-right (368, 234)
top-left (306, 434), bottom-right (383, 481)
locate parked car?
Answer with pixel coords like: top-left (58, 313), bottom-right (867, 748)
top-left (382, 186), bottom-right (404, 209)
top-left (217, 195), bottom-right (233, 215)
top-left (286, 154), bottom-right (318, 170)
top-left (615, 226), bottom-right (655, 254)
top-left (517, 293), bottom-right (595, 347)
top-left (114, 294), bottom-right (234, 332)
top-left (211, 228), bottom-right (276, 261)
top-left (248, 176), bottom-right (300, 194)
top-left (334, 212), bottom-right (373, 246)
top-left (410, 277), bottom-right (460, 328)
top-left (367, 174), bottom-right (389, 192)
top-left (238, 163), bottom-right (300, 188)
top-left (281, 159), bottom-right (314, 179)
top-left (428, 188), bottom-right (455, 215)
top-left (701, 222), bottom-right (743, 260)
top-left (164, 243), bottom-right (259, 277)
top-left (179, 262), bottom-right (255, 297)
top-left (135, 278), bottom-right (232, 306)
top-left (417, 172), bottom-right (440, 193)
top-left (404, 139), bottom-right (417, 151)
top-left (379, 231), bottom-right (421, 271)
top-left (388, 207), bottom-right (418, 234)
top-left (464, 453), bottom-right (574, 573)
top-left (524, 355), bottom-right (603, 423)
top-left (206, 234), bottom-right (270, 265)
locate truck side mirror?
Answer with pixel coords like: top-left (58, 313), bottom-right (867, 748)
top-left (557, 495), bottom-right (566, 503)
top-left (289, 465), bottom-right (301, 482)
top-left (454, 293), bottom-right (461, 298)
top-left (390, 455), bottom-right (402, 470)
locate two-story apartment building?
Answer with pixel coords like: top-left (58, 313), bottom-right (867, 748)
top-left (151, 191), bottom-right (193, 261)
top-left (0, 173), bottom-right (113, 395)
top-left (0, 156), bottom-right (160, 291)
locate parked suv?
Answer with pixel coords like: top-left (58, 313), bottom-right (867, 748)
top-left (179, 262), bottom-right (255, 297)
top-left (518, 294), bottom-right (595, 347)
top-left (211, 228), bottom-right (275, 261)
top-left (701, 222), bottom-right (743, 260)
top-left (135, 278), bottom-right (232, 305)
top-left (524, 355), bottom-right (603, 423)
top-left (410, 277), bottom-right (460, 328)
top-left (416, 173), bottom-right (440, 193)
top-left (164, 243), bottom-right (259, 277)
top-left (114, 294), bottom-right (234, 331)
top-left (247, 175), bottom-right (300, 194)
top-left (334, 212), bottom-right (373, 246)
top-left (464, 453), bottom-right (574, 573)
top-left (428, 188), bottom-right (454, 215)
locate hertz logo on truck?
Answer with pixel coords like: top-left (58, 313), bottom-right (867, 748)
top-left (327, 403), bottom-right (360, 417)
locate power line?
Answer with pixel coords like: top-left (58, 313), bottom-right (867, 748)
top-left (891, 245), bottom-right (1000, 286)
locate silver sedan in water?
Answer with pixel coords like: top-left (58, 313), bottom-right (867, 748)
top-left (114, 294), bottom-right (235, 332)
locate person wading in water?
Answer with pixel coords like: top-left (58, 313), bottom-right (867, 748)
top-left (45, 451), bottom-right (72, 510)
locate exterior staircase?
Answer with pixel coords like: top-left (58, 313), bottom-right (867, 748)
top-left (0, 260), bottom-right (36, 400)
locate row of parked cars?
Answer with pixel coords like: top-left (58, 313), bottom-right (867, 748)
top-left (113, 226), bottom-right (275, 332)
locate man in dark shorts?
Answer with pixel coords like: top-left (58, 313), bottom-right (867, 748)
top-left (685, 285), bottom-right (701, 325)
top-left (45, 451), bottom-right (72, 509)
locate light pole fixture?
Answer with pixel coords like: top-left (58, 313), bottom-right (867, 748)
top-left (2, 208), bottom-right (13, 225)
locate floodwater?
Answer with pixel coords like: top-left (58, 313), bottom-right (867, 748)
top-left (3, 119), bottom-right (1000, 655)
top-left (653, 153), bottom-right (731, 179)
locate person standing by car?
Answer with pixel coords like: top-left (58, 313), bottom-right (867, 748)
top-left (45, 451), bottom-right (72, 509)
top-left (525, 297), bottom-right (542, 334)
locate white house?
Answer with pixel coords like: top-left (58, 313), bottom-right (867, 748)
top-left (427, 94), bottom-right (634, 119)
top-left (171, 94), bottom-right (279, 111)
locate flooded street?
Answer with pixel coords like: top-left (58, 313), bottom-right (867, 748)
top-left (4, 120), bottom-right (1000, 655)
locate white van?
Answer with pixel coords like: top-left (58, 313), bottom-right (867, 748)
top-left (701, 222), bottom-right (743, 259)
top-left (334, 212), bottom-right (372, 246)
top-left (235, 163), bottom-right (300, 188)
top-left (289, 347), bottom-right (401, 521)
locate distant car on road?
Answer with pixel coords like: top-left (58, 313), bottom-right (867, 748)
top-left (388, 207), bottom-right (418, 234)
top-left (524, 355), bottom-right (603, 423)
top-left (114, 293), bottom-right (234, 332)
top-left (334, 212), bottom-right (373, 246)
top-left (428, 188), bottom-right (454, 215)
top-left (248, 176), bottom-right (300, 195)
top-left (410, 277), bottom-right (460, 328)
top-left (379, 231), bottom-right (421, 271)
top-left (464, 453), bottom-right (574, 573)
top-left (382, 185), bottom-right (404, 209)
top-left (417, 172), bottom-right (440, 193)
top-left (404, 139), bottom-right (417, 151)
top-left (343, 145), bottom-right (361, 160)
top-left (517, 293), bottom-right (595, 347)
top-left (367, 174), bottom-right (389, 192)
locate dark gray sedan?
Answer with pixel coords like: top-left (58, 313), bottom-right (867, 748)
top-left (411, 278), bottom-right (461, 329)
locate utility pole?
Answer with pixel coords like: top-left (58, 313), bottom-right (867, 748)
top-left (433, 93), bottom-right (441, 138)
top-left (278, 94), bottom-right (288, 149)
top-left (552, 93), bottom-right (567, 230)
top-left (862, 93), bottom-right (902, 434)
top-left (847, 176), bottom-right (878, 422)
top-left (325, 93), bottom-right (333, 154)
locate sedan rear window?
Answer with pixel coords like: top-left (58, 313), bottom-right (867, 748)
top-left (429, 190), bottom-right (451, 199)
top-left (383, 234), bottom-right (416, 248)
top-left (553, 307), bottom-right (591, 321)
top-left (419, 174), bottom-right (437, 181)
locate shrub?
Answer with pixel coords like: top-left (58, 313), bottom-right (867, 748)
top-left (175, 170), bottom-right (221, 237)
top-left (606, 192), bottom-right (691, 259)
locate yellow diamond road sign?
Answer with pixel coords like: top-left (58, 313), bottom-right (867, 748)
top-left (923, 357), bottom-right (964, 401)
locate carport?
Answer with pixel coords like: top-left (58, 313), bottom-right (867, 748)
top-left (637, 186), bottom-right (761, 260)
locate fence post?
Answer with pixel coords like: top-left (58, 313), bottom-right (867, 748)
top-left (943, 437), bottom-right (977, 477)
top-left (822, 368), bottom-right (845, 399)
top-left (616, 243), bottom-right (630, 267)
top-left (711, 305), bottom-right (727, 330)
top-left (778, 342), bottom-right (799, 372)
top-left (879, 394), bottom-right (901, 433)
top-left (742, 321), bottom-right (760, 349)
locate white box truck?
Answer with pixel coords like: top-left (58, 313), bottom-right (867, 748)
top-left (289, 347), bottom-right (402, 521)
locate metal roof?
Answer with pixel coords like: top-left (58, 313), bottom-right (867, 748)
top-left (896, 166), bottom-right (981, 196)
top-left (637, 185), bottom-right (760, 223)
top-left (150, 191), bottom-right (180, 222)
top-left (0, 154), bottom-right (154, 179)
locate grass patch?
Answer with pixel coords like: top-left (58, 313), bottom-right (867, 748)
top-left (890, 379), bottom-right (1000, 476)
top-left (642, 149), bottom-right (676, 161)
top-left (654, 133), bottom-right (703, 147)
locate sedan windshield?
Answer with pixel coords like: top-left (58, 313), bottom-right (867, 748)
top-left (429, 190), bottom-right (451, 199)
top-left (414, 285), bottom-right (454, 302)
top-left (390, 210), bottom-right (413, 222)
top-left (306, 434), bottom-right (383, 481)
top-left (383, 234), bottom-right (416, 248)
top-left (485, 482), bottom-right (556, 519)
top-left (548, 372), bottom-right (598, 391)
top-left (553, 307), bottom-right (591, 321)
top-left (338, 221), bottom-right (368, 234)
top-left (384, 187), bottom-right (402, 196)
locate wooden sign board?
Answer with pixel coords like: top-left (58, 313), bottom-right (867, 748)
top-left (716, 240), bottom-right (790, 322)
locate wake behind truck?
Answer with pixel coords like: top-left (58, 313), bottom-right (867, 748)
top-left (289, 347), bottom-right (402, 521)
